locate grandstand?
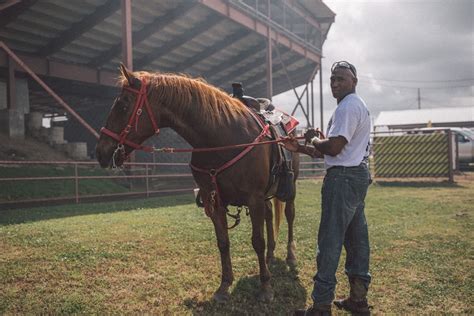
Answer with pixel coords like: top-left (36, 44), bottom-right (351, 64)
top-left (0, 0), bottom-right (335, 158)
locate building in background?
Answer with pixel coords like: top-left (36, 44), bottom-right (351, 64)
top-left (373, 106), bottom-right (474, 131)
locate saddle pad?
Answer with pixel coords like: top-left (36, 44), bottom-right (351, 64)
top-left (260, 109), bottom-right (299, 133)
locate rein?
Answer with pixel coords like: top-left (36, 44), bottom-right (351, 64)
top-left (155, 135), bottom-right (305, 153)
top-left (99, 79), bottom-right (313, 155)
top-left (99, 77), bottom-right (323, 222)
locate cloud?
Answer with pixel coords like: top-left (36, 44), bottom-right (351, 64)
top-left (275, 0), bottom-right (473, 128)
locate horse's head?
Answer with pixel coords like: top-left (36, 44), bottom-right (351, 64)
top-left (96, 64), bottom-right (160, 168)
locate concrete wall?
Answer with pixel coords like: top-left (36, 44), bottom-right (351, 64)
top-left (0, 109), bottom-right (25, 138)
top-left (0, 79), bottom-right (30, 113)
top-left (0, 79), bottom-right (29, 138)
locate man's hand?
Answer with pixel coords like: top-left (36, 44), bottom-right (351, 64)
top-left (304, 128), bottom-right (324, 143)
top-left (304, 128), bottom-right (318, 142)
top-left (304, 129), bottom-right (322, 146)
top-left (280, 135), bottom-right (300, 152)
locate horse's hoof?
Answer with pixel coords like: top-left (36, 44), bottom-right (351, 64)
top-left (257, 288), bottom-right (274, 303)
top-left (286, 257), bottom-right (297, 267)
top-left (213, 291), bottom-right (230, 303)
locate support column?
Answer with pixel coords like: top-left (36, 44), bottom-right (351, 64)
top-left (311, 78), bottom-right (314, 127)
top-left (305, 82), bottom-right (309, 128)
top-left (121, 0), bottom-right (135, 165)
top-left (266, 0), bottom-right (272, 100)
top-left (0, 56), bottom-right (24, 138)
top-left (121, 0), bottom-right (133, 70)
top-left (319, 60), bottom-right (324, 131)
top-left (7, 56), bottom-right (16, 110)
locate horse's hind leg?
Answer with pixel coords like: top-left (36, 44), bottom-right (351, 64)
top-left (264, 200), bottom-right (276, 264)
top-left (285, 199), bottom-right (297, 266)
top-left (210, 206), bottom-right (233, 302)
top-left (249, 199), bottom-right (274, 302)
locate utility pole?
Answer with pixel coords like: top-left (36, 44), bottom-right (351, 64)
top-left (266, 0), bottom-right (273, 100)
top-left (319, 60), bottom-right (324, 131)
top-left (417, 88), bottom-right (421, 109)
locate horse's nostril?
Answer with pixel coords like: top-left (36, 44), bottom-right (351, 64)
top-left (95, 147), bottom-right (110, 168)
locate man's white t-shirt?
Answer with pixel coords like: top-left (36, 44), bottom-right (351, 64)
top-left (325, 93), bottom-right (371, 169)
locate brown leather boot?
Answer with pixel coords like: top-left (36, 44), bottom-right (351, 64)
top-left (294, 303), bottom-right (332, 316)
top-left (333, 297), bottom-right (370, 315)
top-left (334, 277), bottom-right (371, 315)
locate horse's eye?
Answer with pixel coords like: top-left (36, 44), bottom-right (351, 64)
top-left (120, 95), bottom-right (133, 111)
top-left (119, 100), bottom-right (130, 112)
top-left (113, 100), bottom-right (127, 113)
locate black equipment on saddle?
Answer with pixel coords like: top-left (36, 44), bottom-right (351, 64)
top-left (231, 82), bottom-right (295, 202)
top-left (270, 124), bottom-right (296, 202)
top-left (231, 82), bottom-right (275, 112)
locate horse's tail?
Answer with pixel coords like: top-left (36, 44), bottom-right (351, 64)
top-left (273, 197), bottom-right (286, 239)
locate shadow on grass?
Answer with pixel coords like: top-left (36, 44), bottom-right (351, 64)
top-left (185, 258), bottom-right (307, 315)
top-left (0, 193), bottom-right (195, 226)
top-left (373, 180), bottom-right (462, 188)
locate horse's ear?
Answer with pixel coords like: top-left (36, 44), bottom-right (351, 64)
top-left (119, 63), bottom-right (140, 87)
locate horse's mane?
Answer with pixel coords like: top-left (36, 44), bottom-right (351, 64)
top-left (119, 71), bottom-right (250, 127)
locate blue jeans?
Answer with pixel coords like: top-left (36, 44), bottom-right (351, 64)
top-left (311, 164), bottom-right (371, 305)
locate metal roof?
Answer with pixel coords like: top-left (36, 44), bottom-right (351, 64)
top-left (374, 107), bottom-right (474, 129)
top-left (0, 0), bottom-right (335, 114)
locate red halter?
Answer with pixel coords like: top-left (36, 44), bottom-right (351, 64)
top-left (100, 78), bottom-right (160, 153)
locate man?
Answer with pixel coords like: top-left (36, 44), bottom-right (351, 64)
top-left (283, 61), bottom-right (372, 315)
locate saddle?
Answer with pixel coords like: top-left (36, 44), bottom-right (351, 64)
top-left (231, 82), bottom-right (297, 202)
top-left (231, 82), bottom-right (274, 112)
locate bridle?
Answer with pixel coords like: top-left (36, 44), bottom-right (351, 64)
top-left (100, 78), bottom-right (159, 166)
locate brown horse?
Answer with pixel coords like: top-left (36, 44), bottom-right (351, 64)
top-left (96, 64), bottom-right (299, 302)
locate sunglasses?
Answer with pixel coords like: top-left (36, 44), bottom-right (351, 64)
top-left (331, 61), bottom-right (357, 78)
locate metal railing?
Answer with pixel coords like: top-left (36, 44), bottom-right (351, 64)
top-left (299, 159), bottom-right (325, 179)
top-left (0, 129), bottom-right (460, 210)
top-left (0, 160), bottom-right (195, 210)
top-left (0, 159), bottom-right (326, 210)
top-left (229, 0), bottom-right (322, 54)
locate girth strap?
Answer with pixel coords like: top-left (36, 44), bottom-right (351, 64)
top-left (190, 123), bottom-right (270, 216)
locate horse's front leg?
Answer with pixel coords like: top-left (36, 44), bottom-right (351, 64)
top-left (285, 199), bottom-right (297, 266)
top-left (210, 206), bottom-right (233, 302)
top-left (249, 199), bottom-right (274, 302)
top-left (264, 200), bottom-right (276, 264)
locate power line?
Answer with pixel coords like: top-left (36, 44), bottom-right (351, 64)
top-left (357, 80), bottom-right (474, 90)
top-left (358, 75), bottom-right (474, 83)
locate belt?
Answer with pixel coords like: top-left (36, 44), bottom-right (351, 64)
top-left (327, 163), bottom-right (367, 172)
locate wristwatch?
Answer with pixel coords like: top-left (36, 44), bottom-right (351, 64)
top-left (310, 136), bottom-right (320, 145)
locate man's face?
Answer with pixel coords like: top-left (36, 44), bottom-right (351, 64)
top-left (330, 68), bottom-right (357, 101)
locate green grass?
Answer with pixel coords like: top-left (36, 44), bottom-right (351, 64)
top-left (0, 179), bottom-right (473, 314)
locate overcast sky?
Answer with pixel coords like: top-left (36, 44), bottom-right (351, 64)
top-left (273, 0), bottom-right (474, 129)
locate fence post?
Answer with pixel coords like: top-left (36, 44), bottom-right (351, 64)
top-left (145, 163), bottom-right (149, 197)
top-left (447, 130), bottom-right (454, 183)
top-left (74, 163), bottom-right (79, 203)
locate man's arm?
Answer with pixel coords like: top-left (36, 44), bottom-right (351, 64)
top-left (281, 131), bottom-right (348, 158)
top-left (311, 136), bottom-right (347, 157)
top-left (296, 143), bottom-right (324, 158)
top-left (281, 137), bottom-right (323, 158)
